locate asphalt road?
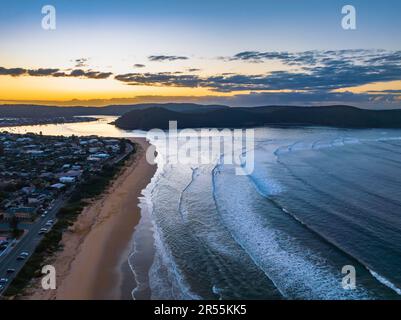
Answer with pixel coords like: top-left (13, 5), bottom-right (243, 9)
top-left (0, 142), bottom-right (133, 297)
top-left (0, 196), bottom-right (66, 295)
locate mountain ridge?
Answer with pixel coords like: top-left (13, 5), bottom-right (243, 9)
top-left (114, 105), bottom-right (401, 130)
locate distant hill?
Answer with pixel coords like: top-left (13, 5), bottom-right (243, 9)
top-left (114, 105), bottom-right (401, 130)
top-left (0, 103), bottom-right (228, 119)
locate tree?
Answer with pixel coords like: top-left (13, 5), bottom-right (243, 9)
top-left (119, 140), bottom-right (126, 154)
top-left (9, 215), bottom-right (20, 239)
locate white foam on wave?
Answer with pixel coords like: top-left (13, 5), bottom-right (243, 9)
top-left (129, 138), bottom-right (165, 300)
top-left (213, 166), bottom-right (371, 300)
top-left (248, 171), bottom-right (284, 197)
top-left (149, 222), bottom-right (202, 300)
top-left (369, 269), bottom-right (401, 296)
top-left (144, 137), bottom-right (202, 300)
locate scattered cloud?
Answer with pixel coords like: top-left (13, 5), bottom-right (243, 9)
top-left (73, 58), bottom-right (89, 68)
top-left (114, 50), bottom-right (401, 93)
top-left (133, 64), bottom-right (146, 68)
top-left (115, 72), bottom-right (200, 87)
top-left (2, 50), bottom-right (401, 108)
top-left (0, 66), bottom-right (112, 79)
top-left (27, 68), bottom-right (61, 76)
top-left (0, 67), bottom-right (27, 76)
top-left (148, 55), bottom-right (189, 62)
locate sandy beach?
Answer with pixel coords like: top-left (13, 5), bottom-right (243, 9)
top-left (23, 137), bottom-right (156, 300)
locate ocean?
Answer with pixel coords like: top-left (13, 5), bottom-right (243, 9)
top-left (138, 126), bottom-right (401, 300)
top-left (6, 118), bottom-right (401, 299)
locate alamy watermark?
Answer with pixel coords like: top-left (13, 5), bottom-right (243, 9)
top-left (342, 5), bottom-right (356, 30)
top-left (145, 121), bottom-right (255, 176)
top-left (342, 265), bottom-right (356, 290)
top-left (40, 4), bottom-right (356, 31)
top-left (42, 5), bottom-right (56, 30)
top-left (41, 265), bottom-right (56, 290)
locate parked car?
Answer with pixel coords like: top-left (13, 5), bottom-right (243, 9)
top-left (0, 278), bottom-right (9, 284)
top-left (38, 228), bottom-right (48, 235)
top-left (6, 268), bottom-right (15, 274)
top-left (17, 251), bottom-right (29, 260)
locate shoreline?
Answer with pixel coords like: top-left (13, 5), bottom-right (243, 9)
top-left (22, 137), bottom-right (156, 300)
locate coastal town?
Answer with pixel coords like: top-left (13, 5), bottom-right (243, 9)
top-left (0, 131), bottom-right (132, 295)
top-left (0, 116), bottom-right (96, 128)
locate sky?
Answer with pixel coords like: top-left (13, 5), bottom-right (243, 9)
top-left (0, 0), bottom-right (401, 108)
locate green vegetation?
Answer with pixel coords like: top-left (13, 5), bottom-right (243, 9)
top-left (4, 140), bottom-right (136, 298)
top-left (9, 216), bottom-right (23, 239)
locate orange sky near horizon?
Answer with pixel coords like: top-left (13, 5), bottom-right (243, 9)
top-left (1, 74), bottom-right (400, 106)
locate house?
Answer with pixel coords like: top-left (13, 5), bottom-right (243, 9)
top-left (59, 176), bottom-right (76, 184)
top-left (51, 183), bottom-right (66, 190)
top-left (104, 139), bottom-right (119, 144)
top-left (16, 137), bottom-right (33, 143)
top-left (64, 170), bottom-right (82, 178)
top-left (26, 150), bottom-right (44, 156)
top-left (93, 153), bottom-right (110, 159)
top-left (4, 207), bottom-right (37, 221)
top-left (89, 147), bottom-right (100, 153)
top-left (87, 156), bottom-right (101, 162)
top-left (21, 186), bottom-right (36, 195)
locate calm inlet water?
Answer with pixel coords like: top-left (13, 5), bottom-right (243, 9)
top-left (6, 117), bottom-right (401, 299)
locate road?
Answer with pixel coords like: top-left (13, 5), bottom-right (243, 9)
top-left (0, 142), bottom-right (133, 297)
top-left (0, 196), bottom-right (66, 295)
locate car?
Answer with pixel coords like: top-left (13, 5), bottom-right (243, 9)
top-left (0, 284), bottom-right (4, 291)
top-left (0, 278), bottom-right (8, 284)
top-left (38, 228), bottom-right (48, 235)
top-left (20, 251), bottom-right (29, 256)
top-left (17, 255), bottom-right (26, 261)
top-left (6, 268), bottom-right (15, 274)
top-left (47, 219), bottom-right (54, 224)
top-left (41, 214), bottom-right (46, 218)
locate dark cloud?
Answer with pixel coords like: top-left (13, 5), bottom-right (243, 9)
top-left (78, 70), bottom-right (113, 79)
top-left (69, 69), bottom-right (86, 77)
top-left (0, 67), bottom-right (27, 76)
top-left (133, 64), bottom-right (146, 68)
top-left (67, 69), bottom-right (112, 79)
top-left (74, 58), bottom-right (89, 68)
top-left (115, 72), bottom-right (200, 87)
top-left (114, 50), bottom-right (401, 93)
top-left (0, 66), bottom-right (112, 80)
top-left (148, 55), bottom-right (189, 62)
top-left (1, 50), bottom-right (401, 109)
top-left (27, 68), bottom-right (60, 76)
top-left (228, 49), bottom-right (401, 71)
